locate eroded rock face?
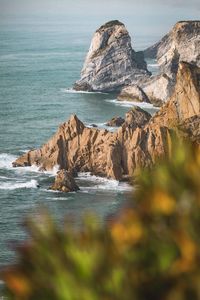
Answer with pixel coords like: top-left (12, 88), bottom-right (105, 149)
top-left (13, 115), bottom-right (123, 180)
top-left (117, 85), bottom-right (149, 103)
top-left (125, 106), bottom-right (151, 128)
top-left (50, 170), bottom-right (79, 193)
top-left (13, 113), bottom-right (173, 181)
top-left (74, 20), bottom-right (150, 92)
top-left (151, 62), bottom-right (200, 127)
top-left (106, 117), bottom-right (125, 127)
top-left (144, 21), bottom-right (200, 77)
top-left (178, 115), bottom-right (200, 144)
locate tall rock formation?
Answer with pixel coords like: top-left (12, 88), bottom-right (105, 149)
top-left (144, 21), bottom-right (200, 77)
top-left (119, 21), bottom-right (200, 105)
top-left (74, 20), bottom-right (150, 92)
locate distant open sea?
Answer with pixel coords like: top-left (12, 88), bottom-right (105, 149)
top-left (0, 15), bottom-right (160, 268)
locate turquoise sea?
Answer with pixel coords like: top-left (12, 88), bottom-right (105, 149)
top-left (0, 15), bottom-right (159, 268)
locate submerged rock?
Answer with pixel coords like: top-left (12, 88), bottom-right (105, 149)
top-left (50, 170), bottom-right (79, 193)
top-left (106, 116), bottom-right (125, 127)
top-left (74, 20), bottom-right (150, 92)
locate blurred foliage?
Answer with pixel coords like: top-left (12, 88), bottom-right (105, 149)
top-left (2, 140), bottom-right (200, 300)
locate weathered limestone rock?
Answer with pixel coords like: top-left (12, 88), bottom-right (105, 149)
top-left (50, 170), bottom-right (79, 193)
top-left (118, 73), bottom-right (173, 106)
top-left (125, 106), bottom-right (151, 128)
top-left (144, 21), bottom-right (200, 77)
top-left (74, 20), bottom-right (150, 92)
top-left (106, 116), bottom-right (125, 127)
top-left (151, 62), bottom-right (200, 127)
top-left (117, 85), bottom-right (149, 103)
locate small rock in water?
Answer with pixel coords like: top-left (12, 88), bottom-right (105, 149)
top-left (50, 170), bottom-right (79, 193)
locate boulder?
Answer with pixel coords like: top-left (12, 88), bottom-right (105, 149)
top-left (125, 106), bottom-right (151, 128)
top-left (118, 74), bottom-right (173, 106)
top-left (74, 20), bottom-right (150, 92)
top-left (117, 85), bottom-right (149, 103)
top-left (106, 117), bottom-right (125, 127)
top-left (50, 170), bottom-right (79, 193)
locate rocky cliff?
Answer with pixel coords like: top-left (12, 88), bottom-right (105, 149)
top-left (74, 20), bottom-right (150, 92)
top-left (144, 21), bottom-right (200, 77)
top-left (13, 62), bottom-right (200, 184)
top-left (13, 111), bottom-right (173, 181)
top-left (119, 21), bottom-right (200, 105)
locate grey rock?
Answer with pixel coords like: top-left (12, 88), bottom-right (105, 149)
top-left (117, 85), bottom-right (149, 103)
top-left (74, 20), bottom-right (150, 92)
top-left (144, 21), bottom-right (200, 77)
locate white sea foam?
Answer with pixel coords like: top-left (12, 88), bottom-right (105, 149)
top-left (61, 88), bottom-right (108, 95)
top-left (0, 153), bottom-right (17, 169)
top-left (148, 63), bottom-right (159, 68)
top-left (78, 172), bottom-right (133, 192)
top-left (0, 179), bottom-right (39, 190)
top-left (106, 99), bottom-right (159, 110)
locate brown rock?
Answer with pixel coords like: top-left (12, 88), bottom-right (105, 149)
top-left (106, 117), bottom-right (125, 127)
top-left (125, 106), bottom-right (151, 129)
top-left (151, 62), bottom-right (200, 127)
top-left (50, 170), bottom-right (79, 193)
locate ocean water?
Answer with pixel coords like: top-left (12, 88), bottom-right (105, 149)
top-left (0, 16), bottom-right (159, 267)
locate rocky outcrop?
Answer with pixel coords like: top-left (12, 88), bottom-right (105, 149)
top-left (118, 73), bottom-right (173, 105)
top-left (125, 106), bottom-right (151, 128)
top-left (13, 115), bottom-right (124, 180)
top-left (13, 62), bottom-right (200, 183)
top-left (144, 21), bottom-right (200, 77)
top-left (13, 113), bottom-right (173, 181)
top-left (50, 170), bottom-right (79, 193)
top-left (151, 62), bottom-right (200, 127)
top-left (74, 20), bottom-right (150, 92)
top-left (106, 117), bottom-right (125, 127)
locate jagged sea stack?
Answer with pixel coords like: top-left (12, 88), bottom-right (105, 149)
top-left (74, 20), bottom-right (150, 92)
top-left (144, 21), bottom-right (200, 77)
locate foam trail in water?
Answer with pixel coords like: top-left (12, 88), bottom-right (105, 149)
top-left (106, 99), bottom-right (159, 110)
top-left (61, 88), bottom-right (108, 95)
top-left (0, 153), bottom-right (17, 169)
top-left (78, 172), bottom-right (133, 192)
top-left (0, 179), bottom-right (39, 190)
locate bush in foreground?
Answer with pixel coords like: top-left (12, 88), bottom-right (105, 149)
top-left (2, 141), bottom-right (200, 300)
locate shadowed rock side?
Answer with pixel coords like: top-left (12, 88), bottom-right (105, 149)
top-left (13, 62), bottom-right (200, 182)
top-left (74, 20), bottom-right (150, 92)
